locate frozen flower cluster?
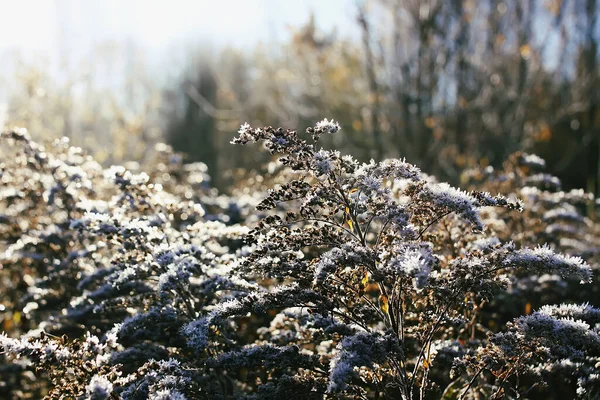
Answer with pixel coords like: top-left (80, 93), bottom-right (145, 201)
top-left (314, 118), bottom-right (341, 134)
top-left (86, 375), bottom-right (114, 400)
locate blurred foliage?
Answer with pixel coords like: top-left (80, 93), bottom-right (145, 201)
top-left (2, 0), bottom-right (599, 203)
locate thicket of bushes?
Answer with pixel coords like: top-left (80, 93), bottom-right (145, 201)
top-left (1, 122), bottom-right (599, 399)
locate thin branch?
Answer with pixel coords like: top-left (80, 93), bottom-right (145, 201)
top-left (458, 366), bottom-right (485, 400)
top-left (416, 211), bottom-right (454, 241)
top-left (288, 217), bottom-right (362, 243)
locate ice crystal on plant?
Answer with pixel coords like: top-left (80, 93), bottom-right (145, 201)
top-left (505, 244), bottom-right (592, 283)
top-left (542, 205), bottom-right (585, 223)
top-left (85, 375), bottom-right (113, 400)
top-left (151, 389), bottom-right (187, 400)
top-left (537, 303), bottom-right (600, 323)
top-left (314, 118), bottom-right (341, 134)
top-left (327, 332), bottom-right (398, 393)
top-left (382, 243), bottom-right (436, 288)
top-left (181, 317), bottom-right (210, 352)
top-left (419, 182), bottom-right (485, 230)
top-left (519, 153), bottom-right (547, 170)
top-left (311, 149), bottom-right (337, 176)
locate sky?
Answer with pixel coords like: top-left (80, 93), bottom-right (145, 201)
top-left (0, 0), bottom-right (358, 52)
top-left (0, 0), bottom-right (361, 126)
top-left (0, 0), bottom-right (361, 99)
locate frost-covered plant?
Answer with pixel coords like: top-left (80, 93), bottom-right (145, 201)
top-left (178, 121), bottom-right (593, 398)
top-left (0, 329), bottom-right (120, 399)
top-left (1, 124), bottom-right (598, 399)
top-left (0, 129), bottom-right (252, 398)
top-left (459, 303), bottom-right (600, 399)
top-left (461, 152), bottom-right (600, 324)
top-left (461, 152), bottom-right (598, 259)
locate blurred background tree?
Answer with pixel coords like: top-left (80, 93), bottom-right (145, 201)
top-left (1, 0), bottom-right (598, 204)
top-left (165, 61), bottom-right (219, 185)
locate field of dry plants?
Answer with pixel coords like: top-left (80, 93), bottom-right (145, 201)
top-left (0, 120), bottom-right (599, 399)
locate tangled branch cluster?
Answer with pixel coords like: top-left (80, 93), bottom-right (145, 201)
top-left (0, 123), bottom-right (598, 399)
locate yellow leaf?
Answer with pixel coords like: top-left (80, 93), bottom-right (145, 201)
top-left (347, 219), bottom-right (353, 230)
top-left (361, 272), bottom-right (369, 288)
top-left (380, 295), bottom-right (389, 314)
top-left (345, 207), bottom-right (350, 214)
top-left (423, 358), bottom-right (430, 369)
top-left (525, 302), bottom-right (532, 315)
top-left (13, 311), bottom-right (21, 324)
top-left (349, 188), bottom-right (358, 194)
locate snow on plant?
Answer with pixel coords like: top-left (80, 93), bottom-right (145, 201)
top-left (0, 126), bottom-right (598, 399)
